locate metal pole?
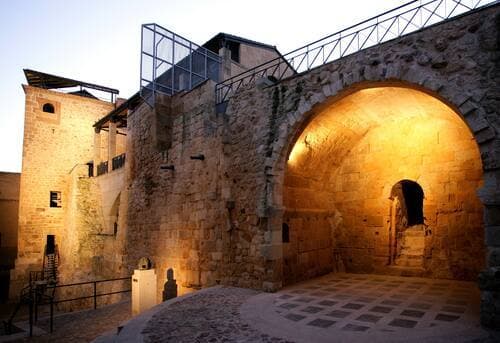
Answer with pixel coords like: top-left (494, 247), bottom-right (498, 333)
top-left (171, 33), bottom-right (175, 94)
top-left (93, 282), bottom-right (97, 310)
top-left (50, 297), bottom-right (54, 333)
top-left (189, 42), bottom-right (192, 90)
top-left (153, 25), bottom-right (157, 104)
top-left (29, 298), bottom-right (33, 337)
top-left (34, 288), bottom-right (38, 323)
top-left (140, 25), bottom-right (144, 99)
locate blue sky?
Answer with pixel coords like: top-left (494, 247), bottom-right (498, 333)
top-left (0, 0), bottom-right (407, 172)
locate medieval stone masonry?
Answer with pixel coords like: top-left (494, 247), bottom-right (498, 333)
top-left (4, 3), bottom-right (500, 328)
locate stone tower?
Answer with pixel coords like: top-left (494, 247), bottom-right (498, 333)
top-left (9, 72), bottom-right (116, 297)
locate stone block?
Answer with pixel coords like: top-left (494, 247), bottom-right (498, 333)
top-left (484, 206), bottom-right (500, 226)
top-left (486, 247), bottom-right (500, 267)
top-left (485, 226), bottom-right (500, 247)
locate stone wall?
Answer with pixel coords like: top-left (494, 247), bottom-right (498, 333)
top-left (286, 87), bottom-right (483, 280)
top-left (221, 4), bottom-right (499, 324)
top-left (0, 172), bottom-right (20, 302)
top-left (8, 1), bottom-right (498, 326)
top-left (125, 81), bottom-right (231, 300)
top-left (228, 44), bottom-right (283, 77)
top-left (125, 4), bottom-right (499, 299)
top-left (56, 165), bottom-right (128, 310)
top-left (0, 172), bottom-right (20, 254)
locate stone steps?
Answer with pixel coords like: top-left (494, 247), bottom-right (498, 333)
top-left (386, 265), bottom-right (426, 277)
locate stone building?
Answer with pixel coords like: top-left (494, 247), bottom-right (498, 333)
top-left (0, 172), bottom-right (20, 302)
top-left (4, 1), bottom-right (500, 327)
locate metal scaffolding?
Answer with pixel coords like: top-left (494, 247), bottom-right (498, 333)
top-left (140, 23), bottom-right (221, 107)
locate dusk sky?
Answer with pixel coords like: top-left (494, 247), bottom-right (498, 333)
top-left (0, 0), bottom-right (407, 172)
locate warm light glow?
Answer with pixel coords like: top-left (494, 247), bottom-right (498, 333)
top-left (283, 86), bottom-right (484, 281)
top-left (286, 87), bottom-right (474, 173)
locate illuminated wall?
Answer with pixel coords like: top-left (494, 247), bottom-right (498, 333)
top-left (10, 86), bottom-right (115, 298)
top-left (284, 87), bottom-right (484, 283)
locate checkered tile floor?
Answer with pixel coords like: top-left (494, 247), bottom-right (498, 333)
top-left (272, 273), bottom-right (479, 333)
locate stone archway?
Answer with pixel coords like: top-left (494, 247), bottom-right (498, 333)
top-left (277, 85), bottom-right (484, 285)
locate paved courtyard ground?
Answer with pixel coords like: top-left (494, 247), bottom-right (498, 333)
top-left (242, 273), bottom-right (496, 342)
top-left (3, 273), bottom-right (500, 342)
top-left (115, 273), bottom-right (500, 342)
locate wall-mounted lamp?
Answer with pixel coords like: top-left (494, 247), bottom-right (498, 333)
top-left (190, 154), bottom-right (205, 161)
top-left (160, 164), bottom-right (175, 170)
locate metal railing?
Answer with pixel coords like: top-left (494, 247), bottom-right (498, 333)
top-left (5, 274), bottom-right (130, 337)
top-left (97, 161), bottom-right (108, 176)
top-left (42, 276), bottom-right (131, 334)
top-left (112, 153), bottom-right (126, 171)
top-left (140, 23), bottom-right (221, 107)
top-left (215, 0), bottom-right (498, 104)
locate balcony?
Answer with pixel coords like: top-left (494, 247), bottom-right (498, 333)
top-left (112, 153), bottom-right (126, 171)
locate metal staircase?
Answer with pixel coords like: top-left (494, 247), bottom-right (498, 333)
top-left (3, 244), bottom-right (58, 336)
top-left (43, 248), bottom-right (59, 284)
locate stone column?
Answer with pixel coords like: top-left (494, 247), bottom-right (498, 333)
top-left (477, 179), bottom-right (500, 328)
top-left (108, 121), bottom-right (117, 172)
top-left (261, 206), bottom-right (284, 292)
top-left (93, 128), bottom-right (101, 176)
top-left (218, 47), bottom-right (232, 81)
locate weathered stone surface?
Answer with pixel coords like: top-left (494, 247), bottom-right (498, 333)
top-left (9, 2), bottom-right (500, 328)
top-left (143, 287), bottom-right (289, 343)
top-left (121, 5), bottom-right (500, 299)
top-left (479, 267), bottom-right (500, 328)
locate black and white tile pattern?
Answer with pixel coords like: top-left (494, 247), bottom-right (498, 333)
top-left (272, 273), bottom-right (480, 334)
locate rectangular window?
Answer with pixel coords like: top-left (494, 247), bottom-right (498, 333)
top-left (50, 191), bottom-right (61, 208)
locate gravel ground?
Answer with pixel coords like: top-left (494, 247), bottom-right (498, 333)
top-left (142, 287), bottom-right (293, 343)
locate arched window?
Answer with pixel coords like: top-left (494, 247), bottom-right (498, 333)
top-left (42, 103), bottom-right (55, 113)
top-left (391, 180), bottom-right (424, 226)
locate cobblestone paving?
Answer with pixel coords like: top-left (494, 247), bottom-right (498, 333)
top-left (142, 287), bottom-right (293, 343)
top-left (9, 300), bottom-right (131, 342)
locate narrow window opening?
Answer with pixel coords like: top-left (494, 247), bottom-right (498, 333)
top-left (282, 223), bottom-right (290, 243)
top-left (46, 235), bottom-right (55, 255)
top-left (50, 191), bottom-right (61, 208)
top-left (42, 103), bottom-right (55, 113)
top-left (87, 161), bottom-right (94, 177)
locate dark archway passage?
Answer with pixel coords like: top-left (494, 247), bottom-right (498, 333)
top-left (282, 86), bottom-right (484, 286)
top-left (389, 180), bottom-right (426, 270)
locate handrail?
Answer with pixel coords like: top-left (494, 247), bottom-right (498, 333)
top-left (215, 0), bottom-right (499, 104)
top-left (41, 276), bottom-right (131, 334)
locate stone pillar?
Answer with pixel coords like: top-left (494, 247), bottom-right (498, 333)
top-left (108, 121), bottom-right (117, 172)
top-left (261, 206), bottom-right (284, 292)
top-left (93, 128), bottom-right (101, 176)
top-left (131, 268), bottom-right (157, 315)
top-left (477, 184), bottom-right (500, 328)
top-left (218, 47), bottom-right (232, 81)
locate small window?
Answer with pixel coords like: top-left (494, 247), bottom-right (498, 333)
top-left (43, 103), bottom-right (55, 113)
top-left (282, 223), bottom-right (290, 243)
top-left (50, 191), bottom-right (61, 208)
top-left (87, 161), bottom-right (94, 177)
top-left (228, 42), bottom-right (240, 63)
